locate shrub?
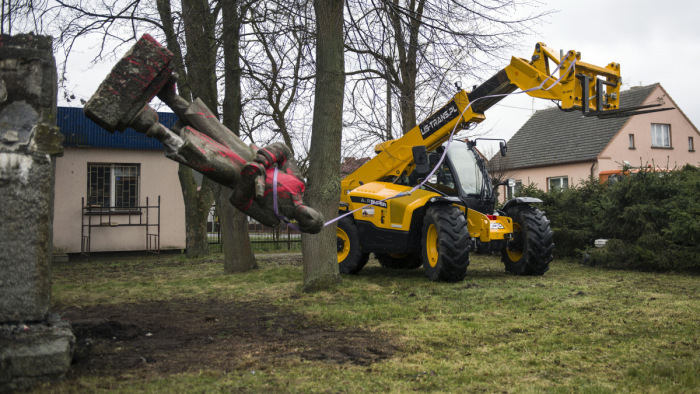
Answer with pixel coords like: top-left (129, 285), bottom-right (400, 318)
top-left (513, 165), bottom-right (700, 272)
top-left (585, 235), bottom-right (699, 273)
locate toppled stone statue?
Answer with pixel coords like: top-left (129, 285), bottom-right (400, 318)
top-left (84, 34), bottom-right (324, 233)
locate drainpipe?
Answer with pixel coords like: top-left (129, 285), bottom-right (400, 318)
top-left (590, 158), bottom-right (598, 180)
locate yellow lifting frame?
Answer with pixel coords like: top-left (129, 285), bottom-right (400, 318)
top-left (505, 42), bottom-right (622, 112)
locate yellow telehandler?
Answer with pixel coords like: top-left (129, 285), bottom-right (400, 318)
top-left (336, 42), bottom-right (671, 281)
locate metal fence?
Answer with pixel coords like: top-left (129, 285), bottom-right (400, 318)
top-left (208, 205), bottom-right (301, 251)
top-left (248, 222), bottom-right (302, 249)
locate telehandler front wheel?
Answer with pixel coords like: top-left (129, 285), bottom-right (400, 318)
top-left (501, 205), bottom-right (553, 276)
top-left (375, 253), bottom-right (422, 269)
top-left (421, 205), bottom-right (470, 282)
top-left (337, 217), bottom-right (369, 274)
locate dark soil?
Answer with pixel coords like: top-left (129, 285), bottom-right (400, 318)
top-left (58, 298), bottom-right (395, 378)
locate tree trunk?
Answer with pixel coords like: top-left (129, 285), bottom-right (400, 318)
top-left (217, 185), bottom-right (257, 272)
top-left (179, 165), bottom-right (214, 257)
top-left (181, 0), bottom-right (218, 113)
top-left (219, 0), bottom-right (257, 272)
top-left (157, 0), bottom-right (215, 258)
top-left (398, 81), bottom-right (417, 134)
top-left (301, 0), bottom-right (344, 292)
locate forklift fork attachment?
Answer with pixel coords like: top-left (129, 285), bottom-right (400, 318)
top-left (577, 74), bottom-right (675, 119)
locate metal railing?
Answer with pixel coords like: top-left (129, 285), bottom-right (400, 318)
top-left (81, 196), bottom-right (160, 256)
top-left (247, 222), bottom-right (301, 250)
top-left (208, 205), bottom-right (301, 251)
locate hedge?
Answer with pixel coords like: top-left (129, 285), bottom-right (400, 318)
top-left (510, 165), bottom-right (700, 272)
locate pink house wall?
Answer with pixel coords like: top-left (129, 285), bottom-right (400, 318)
top-left (501, 161), bottom-right (594, 198)
top-left (53, 147), bottom-right (186, 253)
top-left (598, 85), bottom-right (700, 172)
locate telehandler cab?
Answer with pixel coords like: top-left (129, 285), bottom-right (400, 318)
top-left (336, 42), bottom-right (672, 282)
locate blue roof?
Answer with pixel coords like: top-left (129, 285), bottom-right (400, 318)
top-left (57, 106), bottom-right (179, 150)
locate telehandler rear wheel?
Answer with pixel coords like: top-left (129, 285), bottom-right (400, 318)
top-left (375, 253), bottom-right (422, 269)
top-left (501, 205), bottom-right (553, 276)
top-left (337, 216), bottom-right (369, 274)
top-left (421, 205), bottom-right (470, 282)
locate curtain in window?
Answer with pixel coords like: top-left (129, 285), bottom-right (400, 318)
top-left (651, 124), bottom-right (670, 147)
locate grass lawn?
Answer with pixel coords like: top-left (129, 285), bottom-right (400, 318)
top-left (44, 252), bottom-right (699, 392)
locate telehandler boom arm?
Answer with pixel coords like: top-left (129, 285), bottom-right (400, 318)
top-left (340, 42), bottom-right (671, 194)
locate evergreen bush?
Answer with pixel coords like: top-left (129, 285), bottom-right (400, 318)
top-left (509, 165), bottom-right (699, 272)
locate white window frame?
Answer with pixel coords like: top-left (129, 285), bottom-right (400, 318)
top-left (651, 124), bottom-right (671, 148)
top-left (689, 136), bottom-right (695, 152)
top-left (548, 176), bottom-right (568, 191)
top-left (87, 163), bottom-right (140, 211)
top-left (628, 133), bottom-right (635, 149)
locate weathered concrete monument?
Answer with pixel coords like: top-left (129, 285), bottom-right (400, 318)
top-left (0, 34), bottom-right (74, 390)
top-left (84, 34), bottom-right (324, 233)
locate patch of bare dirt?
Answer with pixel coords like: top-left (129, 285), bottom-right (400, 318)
top-left (58, 299), bottom-right (394, 378)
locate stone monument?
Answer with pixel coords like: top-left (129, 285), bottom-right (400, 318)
top-left (0, 34), bottom-right (74, 390)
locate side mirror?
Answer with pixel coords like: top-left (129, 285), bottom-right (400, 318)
top-left (412, 145), bottom-right (429, 175)
top-left (496, 178), bottom-right (516, 188)
top-left (499, 141), bottom-right (508, 157)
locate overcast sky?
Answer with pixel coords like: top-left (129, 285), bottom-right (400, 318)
top-left (478, 0), bottom-right (700, 152)
top-left (60, 0), bottom-right (700, 155)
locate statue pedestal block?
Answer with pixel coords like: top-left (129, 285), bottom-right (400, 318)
top-left (0, 315), bottom-right (75, 391)
top-left (0, 33), bottom-right (73, 390)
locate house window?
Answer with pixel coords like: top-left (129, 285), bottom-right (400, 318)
top-left (548, 176), bottom-right (568, 191)
top-left (506, 180), bottom-right (522, 199)
top-left (690, 137), bottom-right (695, 152)
top-left (87, 163), bottom-right (140, 210)
top-left (628, 134), bottom-right (635, 149)
top-left (651, 124), bottom-right (671, 148)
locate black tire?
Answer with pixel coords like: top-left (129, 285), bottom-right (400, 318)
top-left (421, 205), bottom-right (470, 282)
top-left (501, 205), bottom-right (553, 276)
top-left (337, 217), bottom-right (369, 274)
top-left (375, 253), bottom-right (422, 269)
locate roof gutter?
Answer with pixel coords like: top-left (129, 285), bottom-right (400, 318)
top-left (506, 157), bottom-right (597, 171)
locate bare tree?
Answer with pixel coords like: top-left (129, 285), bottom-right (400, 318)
top-left (239, 0), bottom-right (315, 165)
top-left (344, 0), bottom-right (549, 140)
top-left (1, 0), bottom-right (47, 34)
